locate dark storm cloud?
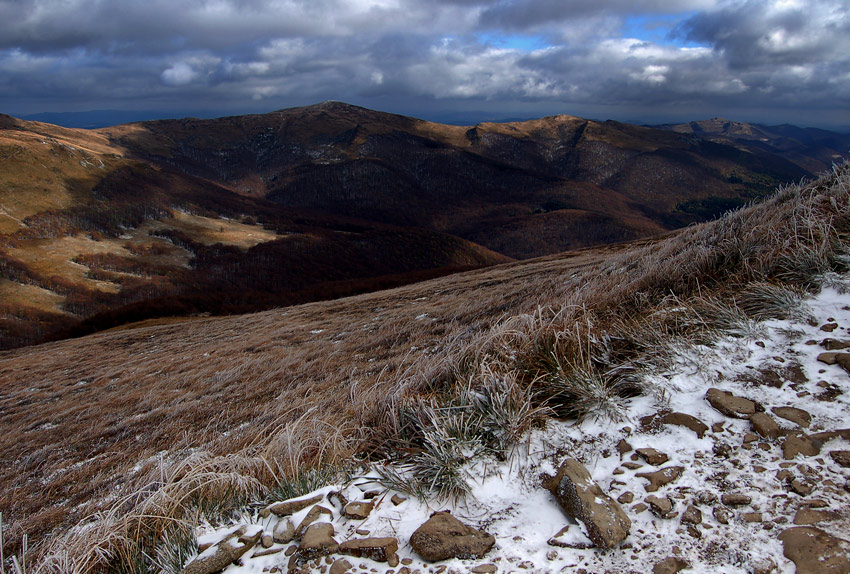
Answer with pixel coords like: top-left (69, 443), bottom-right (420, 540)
top-left (0, 0), bottom-right (847, 127)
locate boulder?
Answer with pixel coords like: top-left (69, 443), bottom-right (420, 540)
top-left (339, 537), bottom-right (399, 562)
top-left (705, 388), bottom-right (759, 419)
top-left (779, 527), bottom-right (850, 574)
top-left (771, 407), bottom-right (811, 428)
top-left (298, 522), bottom-right (339, 560)
top-left (635, 466), bottom-right (685, 492)
top-left (543, 459), bottom-right (631, 549)
top-left (295, 505), bottom-right (333, 538)
top-left (181, 526), bottom-right (261, 574)
top-left (273, 518), bottom-right (295, 544)
top-left (409, 512), bottom-right (495, 562)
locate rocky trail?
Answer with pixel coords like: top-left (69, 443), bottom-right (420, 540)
top-left (180, 283), bottom-right (850, 574)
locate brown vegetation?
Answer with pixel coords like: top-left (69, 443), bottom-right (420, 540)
top-left (1, 162), bottom-right (848, 571)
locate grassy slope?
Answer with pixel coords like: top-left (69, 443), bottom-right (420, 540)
top-left (2, 163), bottom-right (849, 570)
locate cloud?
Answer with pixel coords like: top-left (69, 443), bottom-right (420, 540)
top-left (0, 0), bottom-right (847, 127)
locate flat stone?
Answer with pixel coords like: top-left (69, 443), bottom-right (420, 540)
top-left (820, 338), bottom-right (850, 350)
top-left (830, 450), bottom-right (850, 468)
top-left (543, 459), bottom-right (631, 549)
top-left (794, 508), bottom-right (840, 525)
top-left (721, 493), bottom-right (752, 506)
top-left (471, 565), bottom-right (498, 574)
top-left (772, 407), bottom-right (812, 428)
top-left (750, 413), bottom-right (780, 439)
top-left (653, 556), bottom-right (690, 574)
top-left (660, 412), bottom-right (708, 438)
top-left (637, 448), bottom-right (670, 466)
top-left (329, 558), bottom-right (353, 574)
top-left (713, 507), bottom-right (732, 525)
top-left (635, 466), bottom-right (685, 492)
top-left (343, 501), bottom-right (374, 520)
top-left (295, 505), bottom-right (333, 538)
top-left (783, 434), bottom-right (821, 459)
top-left (779, 527), bottom-right (850, 574)
top-left (339, 537), bottom-right (398, 562)
top-left (617, 438), bottom-right (633, 456)
top-left (266, 494), bottom-right (324, 517)
top-left (298, 522), bottom-right (339, 560)
top-left (817, 352), bottom-right (839, 365)
top-left (705, 388), bottom-right (759, 419)
top-left (742, 512), bottom-right (763, 523)
top-left (791, 479), bottom-right (815, 496)
top-left (409, 512), bottom-right (495, 562)
top-left (617, 491), bottom-right (634, 504)
top-left (273, 518), bottom-right (295, 544)
top-left (645, 495), bottom-right (675, 518)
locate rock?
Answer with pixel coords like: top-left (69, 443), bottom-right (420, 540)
top-left (681, 505), bottom-right (703, 525)
top-left (742, 512), bottom-right (762, 523)
top-left (298, 522), bottom-right (339, 560)
top-left (783, 434), bottom-right (821, 459)
top-left (343, 501), bottom-right (374, 520)
top-left (752, 558), bottom-right (777, 574)
top-left (818, 352), bottom-right (839, 364)
top-left (617, 438), bottom-right (633, 456)
top-left (339, 537), bottom-right (399, 562)
top-left (388, 553), bottom-right (399, 567)
top-left (721, 493), bottom-right (752, 506)
top-left (820, 323), bottom-right (839, 332)
top-left (794, 508), bottom-right (840, 525)
top-left (391, 494), bottom-right (407, 505)
top-left (547, 524), bottom-right (594, 549)
top-left (750, 413), bottom-right (780, 439)
top-left (645, 495), bottom-right (675, 518)
top-left (295, 505), bottom-right (333, 538)
top-left (261, 534), bottom-right (273, 548)
top-left (181, 526), bottom-right (261, 574)
top-left (713, 507), bottom-right (732, 525)
top-left (329, 558), bottom-right (353, 574)
top-left (660, 412), bottom-right (708, 438)
top-left (471, 565), bottom-right (498, 574)
top-left (635, 466), bottom-right (685, 492)
top-left (542, 459), bottom-right (631, 549)
top-left (617, 491), bottom-right (634, 504)
top-left (636, 448), bottom-right (670, 466)
top-left (821, 338), bottom-right (850, 350)
top-left (705, 388), bottom-right (759, 419)
top-left (653, 556), bottom-right (690, 574)
top-left (266, 494), bottom-right (324, 517)
top-left (835, 354), bottom-right (850, 373)
top-left (779, 527), bottom-right (850, 574)
top-left (830, 450), bottom-right (850, 468)
top-left (791, 479), bottom-right (815, 496)
top-left (633, 503), bottom-right (648, 514)
top-left (273, 518), bottom-right (295, 544)
top-left (771, 407), bottom-right (812, 428)
top-left (327, 490), bottom-right (349, 510)
top-left (409, 511), bottom-right (495, 562)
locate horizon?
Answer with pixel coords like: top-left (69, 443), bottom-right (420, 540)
top-left (2, 1), bottom-right (848, 131)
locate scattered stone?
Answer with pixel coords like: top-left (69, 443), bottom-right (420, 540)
top-left (617, 491), bottom-right (634, 504)
top-left (273, 518), bottom-right (295, 544)
top-left (471, 565), bottom-right (497, 574)
top-left (705, 388), bottom-right (760, 419)
top-left (387, 552), bottom-right (400, 567)
top-left (681, 506), bottom-right (702, 525)
top-left (181, 526), bottom-right (261, 574)
top-left (329, 558), bottom-right (353, 574)
top-left (391, 494), bottom-right (407, 505)
top-left (339, 537), bottom-right (399, 562)
top-left (743, 433), bottom-right (759, 444)
top-left (820, 323), bottom-right (839, 332)
top-left (752, 558), bottom-right (777, 574)
top-left (830, 450), bottom-right (850, 468)
top-left (251, 546), bottom-right (283, 558)
top-left (750, 413), bottom-right (780, 440)
top-left (266, 494), bottom-right (324, 517)
top-left (721, 493), bottom-right (752, 506)
top-left (343, 501), bottom-right (374, 520)
top-left (298, 523), bottom-right (339, 560)
top-left (409, 511), bottom-right (495, 562)
top-left (547, 524), bottom-right (594, 549)
top-left (791, 479), bottom-right (815, 496)
top-left (622, 462), bottom-right (643, 470)
top-left (713, 507), bottom-right (732, 525)
top-left (635, 466), bottom-right (685, 492)
top-left (542, 459), bottom-right (631, 548)
top-left (652, 556), bottom-right (690, 574)
top-left (637, 448), bottom-right (670, 466)
top-left (772, 407), bottom-right (812, 428)
top-left (743, 512), bottom-right (763, 523)
top-left (295, 505), bottom-right (333, 538)
top-left (284, 545), bottom-right (297, 556)
top-left (633, 503), bottom-right (648, 514)
top-left (817, 352), bottom-right (839, 365)
top-left (794, 508), bottom-right (840, 525)
top-left (261, 534), bottom-right (273, 548)
top-left (779, 527), bottom-right (850, 574)
top-left (617, 439), bottom-right (633, 456)
top-left (659, 412), bottom-right (709, 438)
top-left (820, 338), bottom-right (850, 350)
top-left (782, 434), bottom-right (821, 459)
top-left (712, 422), bottom-right (725, 433)
top-left (645, 495), bottom-right (675, 518)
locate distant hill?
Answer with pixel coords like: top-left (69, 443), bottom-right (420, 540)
top-left (653, 117), bottom-right (850, 174)
top-left (0, 103), bottom-right (836, 349)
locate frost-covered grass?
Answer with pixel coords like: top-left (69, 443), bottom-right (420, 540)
top-left (6, 163), bottom-right (850, 572)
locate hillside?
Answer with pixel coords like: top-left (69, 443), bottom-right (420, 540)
top-left (1, 163), bottom-right (848, 573)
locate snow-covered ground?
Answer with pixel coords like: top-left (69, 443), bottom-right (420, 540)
top-left (189, 283), bottom-right (850, 574)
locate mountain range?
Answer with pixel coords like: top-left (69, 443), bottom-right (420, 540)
top-left (1, 102), bottom-right (846, 350)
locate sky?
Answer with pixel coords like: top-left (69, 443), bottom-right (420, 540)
top-left (1, 0), bottom-right (848, 128)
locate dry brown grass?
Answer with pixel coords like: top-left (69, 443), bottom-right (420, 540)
top-left (2, 163), bottom-right (848, 572)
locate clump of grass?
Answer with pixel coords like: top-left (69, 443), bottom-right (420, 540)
top-left (735, 281), bottom-right (812, 322)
